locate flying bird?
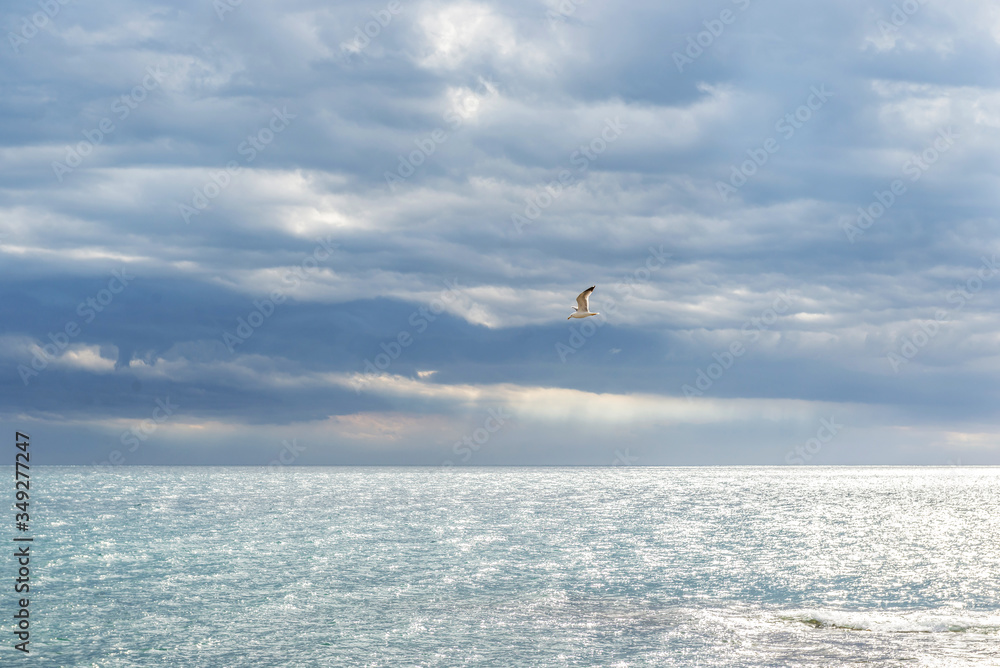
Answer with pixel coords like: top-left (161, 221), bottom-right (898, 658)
top-left (568, 286), bottom-right (598, 319)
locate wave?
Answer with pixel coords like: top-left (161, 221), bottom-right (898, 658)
top-left (781, 609), bottom-right (1000, 634)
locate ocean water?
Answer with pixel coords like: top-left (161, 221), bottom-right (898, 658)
top-left (4, 466), bottom-right (999, 667)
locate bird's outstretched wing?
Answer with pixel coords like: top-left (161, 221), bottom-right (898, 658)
top-left (575, 286), bottom-right (595, 312)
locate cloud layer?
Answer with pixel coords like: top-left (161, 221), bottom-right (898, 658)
top-left (3, 0), bottom-right (1000, 465)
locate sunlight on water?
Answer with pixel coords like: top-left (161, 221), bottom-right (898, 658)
top-left (5, 466), bottom-right (999, 666)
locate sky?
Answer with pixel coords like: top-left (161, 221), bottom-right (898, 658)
top-left (2, 0), bottom-right (999, 467)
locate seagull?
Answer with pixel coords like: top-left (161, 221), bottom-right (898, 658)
top-left (568, 286), bottom-right (598, 319)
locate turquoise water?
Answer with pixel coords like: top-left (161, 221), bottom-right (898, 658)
top-left (4, 467), bottom-right (999, 666)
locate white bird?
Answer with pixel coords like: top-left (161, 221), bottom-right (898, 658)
top-left (568, 286), bottom-right (598, 319)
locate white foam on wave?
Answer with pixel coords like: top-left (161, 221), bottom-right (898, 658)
top-left (782, 608), bottom-right (1000, 634)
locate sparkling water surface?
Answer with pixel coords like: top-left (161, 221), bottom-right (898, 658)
top-left (5, 466), bottom-right (999, 667)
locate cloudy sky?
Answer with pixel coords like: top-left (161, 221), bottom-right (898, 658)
top-left (2, 0), bottom-right (999, 466)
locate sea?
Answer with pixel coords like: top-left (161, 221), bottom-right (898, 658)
top-left (4, 466), bottom-right (999, 667)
